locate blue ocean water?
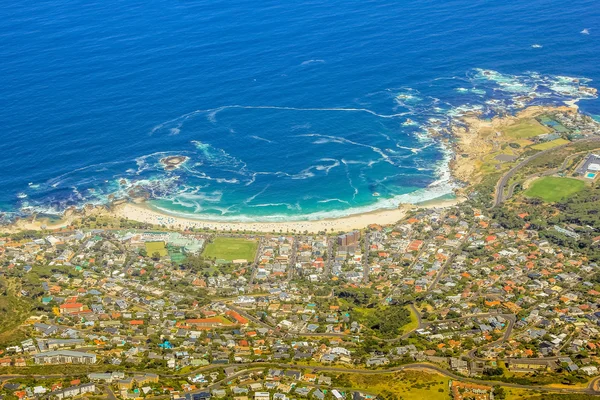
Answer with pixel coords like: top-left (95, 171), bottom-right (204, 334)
top-left (1, 0), bottom-right (599, 222)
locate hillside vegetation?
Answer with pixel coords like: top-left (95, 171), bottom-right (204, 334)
top-left (0, 278), bottom-right (34, 345)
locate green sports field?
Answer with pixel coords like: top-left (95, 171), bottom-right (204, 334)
top-left (524, 176), bottom-right (585, 202)
top-left (504, 118), bottom-right (550, 139)
top-left (202, 237), bottom-right (258, 262)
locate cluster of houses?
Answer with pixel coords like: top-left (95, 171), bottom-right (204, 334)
top-left (173, 369), bottom-right (373, 400)
top-left (4, 199), bottom-right (600, 399)
top-left (0, 381), bottom-right (96, 400)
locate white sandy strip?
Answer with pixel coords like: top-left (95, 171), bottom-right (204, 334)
top-left (1, 197), bottom-right (461, 234)
top-left (113, 203), bottom-right (410, 233)
top-left (112, 197), bottom-right (461, 233)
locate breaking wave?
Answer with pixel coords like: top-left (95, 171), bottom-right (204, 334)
top-left (10, 68), bottom-right (598, 224)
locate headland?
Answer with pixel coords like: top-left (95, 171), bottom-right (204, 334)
top-left (449, 104), bottom-right (596, 188)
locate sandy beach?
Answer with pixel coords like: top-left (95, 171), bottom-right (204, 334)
top-left (110, 197), bottom-right (461, 233)
top-left (10, 108), bottom-right (573, 235)
top-left (0, 195), bottom-right (462, 234)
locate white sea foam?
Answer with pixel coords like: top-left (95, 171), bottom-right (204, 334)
top-left (165, 190), bottom-right (230, 213)
top-left (249, 202), bottom-right (302, 211)
top-left (317, 198), bottom-right (350, 205)
top-left (244, 184), bottom-right (270, 204)
top-left (447, 104), bottom-right (484, 117)
top-left (341, 159), bottom-right (359, 200)
top-left (245, 173), bottom-right (257, 186)
top-left (302, 133), bottom-right (394, 165)
top-left (315, 158), bottom-right (341, 174)
top-left (171, 198), bottom-right (203, 213)
top-left (176, 191), bottom-right (223, 203)
top-left (19, 68), bottom-right (598, 225)
top-left (251, 135), bottom-right (274, 143)
top-left (340, 158), bottom-right (380, 167)
top-left (290, 169), bottom-right (316, 180)
top-left (300, 59), bottom-right (325, 66)
top-left (188, 172), bottom-right (240, 184)
top-left (147, 180), bottom-right (455, 223)
top-left (396, 145), bottom-right (421, 154)
top-left (150, 105), bottom-right (410, 137)
top-left (46, 160), bottom-right (125, 187)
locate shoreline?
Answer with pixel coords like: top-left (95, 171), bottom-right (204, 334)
top-left (449, 104), bottom-right (580, 187)
top-left (0, 194), bottom-right (463, 234)
top-left (4, 102), bottom-right (592, 234)
top-left (110, 195), bottom-right (462, 233)
top-left (101, 102), bottom-right (589, 233)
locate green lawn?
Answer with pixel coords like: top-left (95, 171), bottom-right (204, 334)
top-left (401, 306), bottom-right (420, 334)
top-left (202, 237), bottom-right (258, 262)
top-left (145, 241), bottom-right (168, 257)
top-left (531, 138), bottom-right (570, 151)
top-left (504, 119), bottom-right (550, 139)
top-left (524, 177), bottom-right (586, 202)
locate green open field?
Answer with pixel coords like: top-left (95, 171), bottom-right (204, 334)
top-left (341, 371), bottom-right (450, 400)
top-left (531, 138), bottom-right (570, 151)
top-left (202, 237), bottom-right (258, 262)
top-left (401, 306), bottom-right (420, 335)
top-left (524, 177), bottom-right (586, 203)
top-left (145, 241), bottom-right (168, 257)
top-left (504, 119), bottom-right (550, 139)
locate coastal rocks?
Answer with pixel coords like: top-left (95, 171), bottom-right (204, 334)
top-left (111, 198), bottom-right (129, 207)
top-left (127, 186), bottom-right (151, 202)
top-left (160, 155), bottom-right (188, 171)
top-left (448, 105), bottom-right (583, 191)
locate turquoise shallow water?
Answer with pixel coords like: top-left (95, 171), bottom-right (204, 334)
top-left (0, 0), bottom-right (599, 222)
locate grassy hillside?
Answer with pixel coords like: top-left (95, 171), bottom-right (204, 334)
top-left (337, 371), bottom-right (449, 400)
top-left (0, 279), bottom-right (35, 346)
top-left (504, 119), bottom-right (550, 139)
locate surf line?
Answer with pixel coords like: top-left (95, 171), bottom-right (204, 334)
top-left (150, 105), bottom-right (410, 134)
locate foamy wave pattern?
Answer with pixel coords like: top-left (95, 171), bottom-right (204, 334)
top-left (11, 68), bottom-right (597, 223)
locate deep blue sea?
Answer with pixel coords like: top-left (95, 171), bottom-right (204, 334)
top-left (1, 0), bottom-right (599, 222)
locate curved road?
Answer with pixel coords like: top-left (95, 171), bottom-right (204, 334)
top-left (4, 360), bottom-right (600, 396)
top-left (492, 137), bottom-right (600, 208)
top-left (185, 362), bottom-right (600, 396)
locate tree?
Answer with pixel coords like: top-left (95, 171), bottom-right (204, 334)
top-left (492, 386), bottom-right (506, 399)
